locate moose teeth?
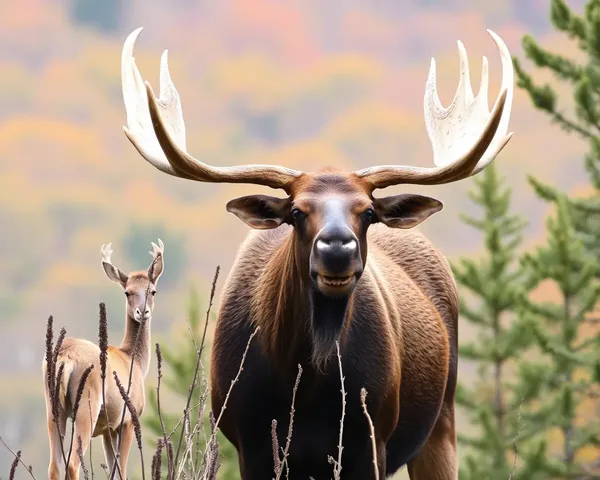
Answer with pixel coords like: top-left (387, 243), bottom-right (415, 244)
top-left (321, 276), bottom-right (353, 287)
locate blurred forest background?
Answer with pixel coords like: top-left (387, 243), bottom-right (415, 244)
top-left (2, 0), bottom-right (599, 478)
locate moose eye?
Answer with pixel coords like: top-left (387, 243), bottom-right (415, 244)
top-left (291, 208), bottom-right (306, 222)
top-left (362, 208), bottom-right (375, 222)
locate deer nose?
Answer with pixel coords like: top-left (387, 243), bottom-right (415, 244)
top-left (144, 308), bottom-right (151, 317)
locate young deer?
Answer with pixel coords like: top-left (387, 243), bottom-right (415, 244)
top-left (43, 240), bottom-right (164, 480)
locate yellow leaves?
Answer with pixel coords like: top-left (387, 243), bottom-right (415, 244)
top-left (210, 54), bottom-right (288, 109)
top-left (39, 261), bottom-right (99, 289)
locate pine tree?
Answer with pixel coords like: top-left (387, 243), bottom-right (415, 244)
top-left (451, 164), bottom-right (532, 480)
top-left (516, 195), bottom-right (600, 478)
top-left (513, 0), bottom-right (600, 275)
top-left (143, 287), bottom-right (240, 480)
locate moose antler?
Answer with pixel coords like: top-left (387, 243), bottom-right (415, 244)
top-left (121, 28), bottom-right (303, 192)
top-left (354, 29), bottom-right (513, 189)
top-left (122, 28), bottom-right (513, 193)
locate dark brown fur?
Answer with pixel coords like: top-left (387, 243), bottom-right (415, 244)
top-left (210, 172), bottom-right (459, 479)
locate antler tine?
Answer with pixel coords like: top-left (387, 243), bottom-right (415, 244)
top-left (355, 29), bottom-right (513, 190)
top-left (121, 28), bottom-right (303, 192)
top-left (149, 239), bottom-right (164, 258)
top-left (101, 243), bottom-right (113, 264)
top-left (122, 28), bottom-right (196, 180)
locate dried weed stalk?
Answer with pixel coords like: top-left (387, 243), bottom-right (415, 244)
top-left (360, 388), bottom-right (379, 480)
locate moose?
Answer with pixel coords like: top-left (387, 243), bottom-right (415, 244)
top-left (43, 240), bottom-right (164, 480)
top-left (121, 27), bottom-right (513, 479)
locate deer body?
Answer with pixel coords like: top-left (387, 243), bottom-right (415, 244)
top-left (43, 241), bottom-right (164, 480)
top-left (119, 26), bottom-right (514, 479)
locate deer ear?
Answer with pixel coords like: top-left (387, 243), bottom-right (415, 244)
top-left (102, 262), bottom-right (129, 287)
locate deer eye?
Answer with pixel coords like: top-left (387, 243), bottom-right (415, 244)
top-left (124, 291), bottom-right (130, 297)
top-left (151, 291), bottom-right (157, 296)
top-left (362, 208), bottom-right (375, 222)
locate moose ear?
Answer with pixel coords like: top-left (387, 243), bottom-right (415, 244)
top-left (373, 194), bottom-right (443, 229)
top-left (226, 195), bottom-right (291, 230)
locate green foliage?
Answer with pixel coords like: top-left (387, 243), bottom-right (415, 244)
top-left (121, 223), bottom-right (187, 289)
top-left (514, 0), bottom-right (600, 274)
top-left (143, 287), bottom-right (240, 479)
top-left (516, 196), bottom-right (600, 477)
top-left (69, 0), bottom-right (122, 33)
top-left (452, 164), bottom-right (532, 480)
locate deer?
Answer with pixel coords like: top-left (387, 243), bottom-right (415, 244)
top-left (119, 26), bottom-right (513, 479)
top-left (43, 240), bottom-right (164, 480)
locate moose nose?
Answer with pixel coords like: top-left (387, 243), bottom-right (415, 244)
top-left (313, 228), bottom-right (359, 275)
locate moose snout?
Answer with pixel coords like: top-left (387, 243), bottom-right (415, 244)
top-left (311, 228), bottom-right (361, 278)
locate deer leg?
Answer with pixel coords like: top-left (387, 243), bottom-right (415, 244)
top-left (46, 409), bottom-right (67, 480)
top-left (67, 392), bottom-right (102, 480)
top-left (102, 430), bottom-right (118, 476)
top-left (407, 404), bottom-right (457, 480)
top-left (116, 422), bottom-right (135, 479)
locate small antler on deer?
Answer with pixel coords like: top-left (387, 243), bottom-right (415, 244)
top-left (149, 239), bottom-right (164, 259)
top-left (100, 243), bottom-right (114, 264)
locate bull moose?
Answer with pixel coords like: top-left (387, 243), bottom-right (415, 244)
top-left (120, 27), bottom-right (513, 479)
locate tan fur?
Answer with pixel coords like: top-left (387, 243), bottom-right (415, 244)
top-left (43, 241), bottom-right (164, 480)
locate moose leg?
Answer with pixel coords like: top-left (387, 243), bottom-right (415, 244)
top-left (407, 404), bottom-right (457, 480)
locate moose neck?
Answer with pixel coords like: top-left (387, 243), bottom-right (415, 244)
top-left (253, 231), bottom-right (351, 372)
top-left (120, 312), bottom-right (151, 377)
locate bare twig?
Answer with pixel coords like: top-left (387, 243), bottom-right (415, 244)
top-left (174, 266), bottom-right (220, 473)
top-left (0, 436), bottom-right (38, 480)
top-left (151, 438), bottom-right (164, 480)
top-left (66, 364), bottom-right (95, 477)
top-left (203, 326), bottom-right (259, 478)
top-left (329, 341), bottom-right (346, 480)
top-left (87, 393), bottom-right (95, 480)
top-left (98, 303), bottom-right (123, 480)
top-left (77, 435), bottom-right (90, 480)
top-left (154, 342), bottom-right (173, 479)
top-left (360, 388), bottom-right (379, 480)
top-left (45, 316), bottom-right (69, 471)
top-left (271, 420), bottom-right (281, 474)
top-left (113, 371), bottom-right (146, 480)
top-left (8, 449), bottom-right (20, 480)
top-left (274, 364), bottom-right (303, 480)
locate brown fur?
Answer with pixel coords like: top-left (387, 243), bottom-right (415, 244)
top-left (210, 171), bottom-right (459, 479)
top-left (43, 241), bottom-right (164, 480)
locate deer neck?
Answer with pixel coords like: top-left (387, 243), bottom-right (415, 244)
top-left (119, 313), bottom-right (151, 378)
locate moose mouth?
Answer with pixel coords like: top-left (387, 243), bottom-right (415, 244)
top-left (319, 275), bottom-right (354, 287)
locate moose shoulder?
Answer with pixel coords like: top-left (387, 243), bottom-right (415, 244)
top-left (120, 27), bottom-right (514, 479)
